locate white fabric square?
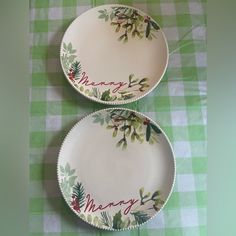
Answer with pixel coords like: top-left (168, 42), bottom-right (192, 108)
top-left (168, 81), bottom-right (185, 96)
top-left (76, 5), bottom-right (92, 15)
top-left (181, 208), bottom-right (199, 227)
top-left (198, 80), bottom-right (207, 96)
top-left (169, 54), bottom-right (181, 68)
top-left (171, 110), bottom-right (188, 126)
top-left (30, 8), bottom-right (35, 21)
top-left (47, 86), bottom-right (62, 101)
top-left (46, 115), bottom-right (62, 131)
top-left (160, 3), bottom-right (176, 15)
top-left (177, 174), bottom-right (195, 192)
top-left (147, 210), bottom-right (165, 229)
top-left (173, 141), bottom-right (191, 158)
top-left (48, 7), bottom-right (63, 20)
top-left (162, 27), bottom-right (179, 41)
top-left (192, 26), bottom-right (206, 40)
top-left (195, 52), bottom-right (207, 67)
top-left (44, 214), bottom-right (61, 233)
top-left (188, 2), bottom-right (203, 15)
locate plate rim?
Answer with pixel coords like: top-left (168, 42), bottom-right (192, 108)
top-left (57, 107), bottom-right (176, 231)
top-left (59, 4), bottom-right (169, 105)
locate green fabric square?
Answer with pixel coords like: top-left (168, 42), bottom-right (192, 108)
top-left (34, 0), bottom-right (49, 8)
top-left (44, 197), bottom-right (64, 212)
top-left (191, 141), bottom-right (206, 158)
top-left (175, 3), bottom-right (189, 14)
top-left (30, 164), bottom-right (43, 181)
top-left (165, 228), bottom-right (183, 236)
top-left (48, 19), bottom-right (64, 32)
top-left (46, 131), bottom-right (65, 147)
top-left (192, 157), bottom-right (207, 173)
top-left (179, 192), bottom-right (197, 207)
top-left (63, 0), bottom-right (77, 7)
top-left (31, 101), bottom-right (47, 116)
top-left (199, 226), bottom-right (207, 236)
top-left (182, 67), bottom-right (198, 80)
top-left (31, 45), bottom-right (47, 59)
top-left (30, 117), bottom-right (45, 131)
top-left (196, 191), bottom-right (207, 207)
top-left (154, 96), bottom-right (170, 110)
top-left (170, 96), bottom-right (186, 108)
top-left (172, 126), bottom-right (189, 141)
top-left (165, 192), bottom-right (180, 209)
top-left (188, 125), bottom-right (205, 140)
top-left (47, 73), bottom-right (65, 86)
top-left (162, 126), bottom-right (173, 142)
top-left (47, 101), bottom-right (62, 115)
top-left (179, 40), bottom-right (195, 54)
top-left (34, 20), bottom-right (48, 32)
top-left (176, 14), bottom-right (192, 27)
top-left (61, 101), bottom-right (79, 115)
top-left (185, 95), bottom-right (201, 107)
top-left (176, 158), bottom-right (193, 174)
top-left (162, 15), bottom-right (177, 27)
top-left (31, 88), bottom-right (47, 101)
top-left (32, 73), bottom-right (48, 87)
top-left (34, 8), bottom-right (49, 20)
top-left (49, 0), bottom-right (63, 7)
top-left (138, 229), bottom-right (164, 236)
top-left (30, 132), bottom-right (45, 148)
top-left (30, 198), bottom-right (44, 213)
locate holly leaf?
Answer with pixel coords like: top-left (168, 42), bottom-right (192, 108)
top-left (150, 123), bottom-right (162, 134)
top-left (145, 22), bottom-right (151, 38)
top-left (146, 123), bottom-right (151, 141)
top-left (112, 210), bottom-right (123, 229)
top-left (151, 190), bottom-right (160, 200)
top-left (150, 20), bottom-right (160, 31)
top-left (68, 176), bottom-right (77, 186)
top-left (68, 42), bottom-right (72, 52)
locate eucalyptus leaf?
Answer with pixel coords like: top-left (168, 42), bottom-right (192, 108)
top-left (150, 20), bottom-right (160, 31)
top-left (145, 22), bottom-right (151, 38)
top-left (146, 123), bottom-right (151, 141)
top-left (150, 123), bottom-right (162, 134)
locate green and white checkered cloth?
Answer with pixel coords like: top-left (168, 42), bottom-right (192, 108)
top-left (29, 0), bottom-right (206, 235)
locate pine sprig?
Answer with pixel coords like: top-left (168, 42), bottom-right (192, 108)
top-left (131, 211), bottom-right (150, 224)
top-left (72, 182), bottom-right (85, 208)
top-left (100, 211), bottom-right (113, 227)
top-left (71, 61), bottom-right (81, 79)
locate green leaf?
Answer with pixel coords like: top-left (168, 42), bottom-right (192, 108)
top-left (150, 123), bottom-right (162, 134)
top-left (139, 78), bottom-right (148, 84)
top-left (72, 182), bottom-right (85, 208)
top-left (69, 176), bottom-right (77, 186)
top-left (110, 12), bottom-right (115, 20)
top-left (68, 55), bottom-right (77, 63)
top-left (146, 123), bottom-right (151, 141)
top-left (101, 89), bottom-right (111, 101)
top-left (145, 22), bottom-right (151, 38)
top-left (120, 125), bottom-right (130, 131)
top-left (150, 20), bottom-right (160, 31)
top-left (113, 210), bottom-right (123, 229)
top-left (98, 14), bottom-right (105, 19)
top-left (151, 190), bottom-right (160, 200)
top-left (112, 129), bottom-right (118, 137)
top-left (68, 42), bottom-right (72, 52)
top-left (87, 214), bottom-right (92, 223)
top-left (98, 10), bottom-right (105, 13)
top-left (65, 163), bottom-right (70, 174)
top-left (131, 211), bottom-right (150, 224)
top-left (60, 165), bottom-right (64, 173)
top-left (63, 42), bottom-right (67, 50)
top-left (116, 139), bottom-right (123, 148)
top-left (139, 187), bottom-right (144, 198)
top-left (105, 15), bottom-right (109, 21)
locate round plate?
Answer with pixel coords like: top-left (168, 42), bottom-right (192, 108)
top-left (57, 108), bottom-right (175, 230)
top-left (60, 4), bottom-right (169, 105)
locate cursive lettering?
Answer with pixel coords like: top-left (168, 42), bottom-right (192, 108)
top-left (78, 72), bottom-right (127, 93)
top-left (84, 194), bottom-right (138, 215)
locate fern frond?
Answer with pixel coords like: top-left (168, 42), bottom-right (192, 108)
top-left (72, 182), bottom-right (85, 208)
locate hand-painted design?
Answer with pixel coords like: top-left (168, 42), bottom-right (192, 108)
top-left (92, 109), bottom-right (162, 149)
top-left (61, 42), bottom-right (82, 82)
top-left (98, 6), bottom-right (160, 42)
top-left (59, 163), bottom-right (164, 229)
top-left (59, 163), bottom-right (77, 201)
top-left (61, 43), bottom-right (150, 101)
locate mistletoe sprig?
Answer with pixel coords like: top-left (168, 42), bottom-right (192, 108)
top-left (139, 187), bottom-right (164, 211)
top-left (98, 6), bottom-right (160, 43)
top-left (93, 109), bottom-right (162, 149)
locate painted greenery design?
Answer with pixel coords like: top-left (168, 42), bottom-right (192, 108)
top-left (61, 42), bottom-right (82, 82)
top-left (92, 109), bottom-right (162, 149)
top-left (98, 6), bottom-right (160, 42)
top-left (61, 43), bottom-right (150, 101)
top-left (59, 163), bottom-right (164, 229)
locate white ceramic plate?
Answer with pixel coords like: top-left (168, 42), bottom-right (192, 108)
top-left (57, 108), bottom-right (175, 230)
top-left (60, 4), bottom-right (169, 105)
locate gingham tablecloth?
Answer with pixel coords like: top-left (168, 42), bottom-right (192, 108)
top-left (29, 0), bottom-right (206, 235)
